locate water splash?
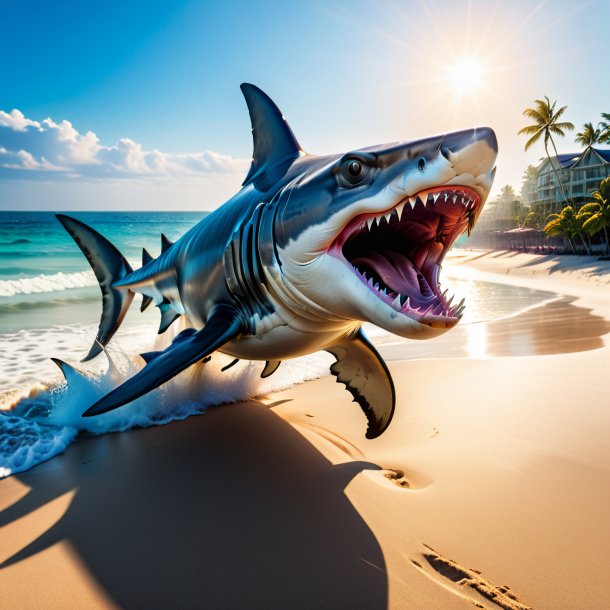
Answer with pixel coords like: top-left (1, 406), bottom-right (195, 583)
top-left (0, 329), bottom-right (330, 479)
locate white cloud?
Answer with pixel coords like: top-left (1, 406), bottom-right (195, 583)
top-left (0, 109), bottom-right (248, 179)
top-left (0, 109), bottom-right (42, 132)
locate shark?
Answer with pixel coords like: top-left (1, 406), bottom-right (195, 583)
top-left (55, 83), bottom-right (497, 438)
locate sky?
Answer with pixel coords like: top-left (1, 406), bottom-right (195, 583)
top-left (1, 0), bottom-right (608, 211)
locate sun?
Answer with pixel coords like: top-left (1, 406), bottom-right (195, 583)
top-left (446, 56), bottom-right (486, 94)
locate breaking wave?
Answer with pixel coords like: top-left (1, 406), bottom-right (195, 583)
top-left (0, 334), bottom-right (331, 478)
top-left (0, 270), bottom-right (97, 297)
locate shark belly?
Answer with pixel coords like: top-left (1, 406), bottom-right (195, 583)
top-left (221, 322), bottom-right (358, 361)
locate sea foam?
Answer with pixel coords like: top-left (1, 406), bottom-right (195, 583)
top-left (0, 270), bottom-right (97, 297)
top-left (1, 327), bottom-right (331, 478)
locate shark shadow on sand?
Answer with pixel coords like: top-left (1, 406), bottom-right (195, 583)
top-left (1, 402), bottom-right (388, 609)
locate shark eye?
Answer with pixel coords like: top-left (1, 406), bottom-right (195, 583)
top-left (338, 157), bottom-right (370, 187)
top-left (417, 157), bottom-right (426, 172)
top-left (348, 160), bottom-right (362, 176)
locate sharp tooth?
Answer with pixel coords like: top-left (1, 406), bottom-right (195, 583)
top-left (433, 193), bottom-right (440, 204)
top-left (446, 294), bottom-right (454, 307)
top-left (460, 195), bottom-right (466, 206)
top-left (403, 297), bottom-right (411, 310)
top-left (391, 295), bottom-right (401, 309)
top-left (366, 217), bottom-right (375, 231)
top-left (368, 277), bottom-right (374, 287)
top-left (409, 196), bottom-right (417, 208)
top-left (374, 282), bottom-right (380, 291)
top-left (441, 289), bottom-right (448, 297)
top-left (451, 299), bottom-right (465, 316)
top-left (395, 202), bottom-right (405, 218)
top-left (453, 194), bottom-right (458, 204)
top-left (422, 304), bottom-right (434, 316)
top-left (385, 212), bottom-right (393, 224)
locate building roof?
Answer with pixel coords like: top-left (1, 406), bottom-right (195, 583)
top-left (596, 149), bottom-right (610, 162)
top-left (550, 147), bottom-right (610, 169)
top-left (556, 153), bottom-right (581, 168)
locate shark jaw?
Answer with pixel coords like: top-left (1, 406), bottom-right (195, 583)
top-left (329, 185), bottom-right (481, 330)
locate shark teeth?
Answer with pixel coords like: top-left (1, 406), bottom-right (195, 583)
top-left (345, 187), bottom-right (479, 322)
top-left (358, 188), bottom-right (478, 234)
top-left (356, 264), bottom-right (460, 319)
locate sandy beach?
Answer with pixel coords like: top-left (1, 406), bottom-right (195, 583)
top-left (2, 250), bottom-right (610, 609)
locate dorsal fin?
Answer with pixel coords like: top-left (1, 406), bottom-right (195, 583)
top-left (142, 247), bottom-right (153, 265)
top-left (240, 83), bottom-right (303, 191)
top-left (161, 234), bottom-right (173, 253)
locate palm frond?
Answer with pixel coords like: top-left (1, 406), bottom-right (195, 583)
top-left (549, 125), bottom-right (569, 137)
top-left (554, 121), bottom-right (574, 131)
top-left (582, 213), bottom-right (602, 234)
top-left (524, 132), bottom-right (542, 151)
top-left (553, 105), bottom-right (568, 120)
top-left (518, 125), bottom-right (543, 136)
top-left (522, 107), bottom-right (545, 123)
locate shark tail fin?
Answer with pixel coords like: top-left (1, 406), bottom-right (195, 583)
top-left (56, 214), bottom-right (135, 361)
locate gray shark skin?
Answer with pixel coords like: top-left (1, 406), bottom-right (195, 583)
top-left (55, 83), bottom-right (497, 438)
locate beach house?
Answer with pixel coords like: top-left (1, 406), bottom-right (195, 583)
top-left (533, 146), bottom-right (610, 208)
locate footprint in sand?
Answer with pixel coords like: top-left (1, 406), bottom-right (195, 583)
top-left (378, 467), bottom-right (432, 490)
top-left (411, 544), bottom-right (531, 610)
top-left (384, 468), bottom-right (411, 488)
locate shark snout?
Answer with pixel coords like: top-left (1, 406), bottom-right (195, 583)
top-left (440, 126), bottom-right (498, 156)
top-left (440, 127), bottom-right (498, 179)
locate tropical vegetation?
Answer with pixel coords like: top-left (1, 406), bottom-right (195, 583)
top-left (518, 96), bottom-right (574, 206)
top-left (543, 205), bottom-right (589, 254)
top-left (580, 177), bottom-right (610, 256)
top-left (473, 103), bottom-right (610, 256)
top-left (595, 113), bottom-right (610, 144)
top-left (575, 122), bottom-right (604, 147)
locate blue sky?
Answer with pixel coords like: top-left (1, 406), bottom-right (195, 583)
top-left (1, 0), bottom-right (609, 210)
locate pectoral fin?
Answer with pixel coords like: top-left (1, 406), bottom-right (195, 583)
top-left (326, 328), bottom-right (395, 439)
top-left (83, 304), bottom-right (244, 417)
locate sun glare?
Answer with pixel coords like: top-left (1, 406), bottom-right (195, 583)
top-left (447, 57), bottom-right (486, 93)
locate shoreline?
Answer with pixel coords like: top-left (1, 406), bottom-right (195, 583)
top-left (2, 249), bottom-right (610, 609)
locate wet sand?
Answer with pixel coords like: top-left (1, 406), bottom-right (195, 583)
top-left (2, 250), bottom-right (610, 609)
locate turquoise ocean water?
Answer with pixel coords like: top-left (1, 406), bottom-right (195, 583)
top-left (0, 211), bottom-right (558, 477)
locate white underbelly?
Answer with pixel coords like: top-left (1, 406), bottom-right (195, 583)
top-left (222, 323), bottom-right (357, 361)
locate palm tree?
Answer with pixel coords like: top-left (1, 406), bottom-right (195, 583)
top-left (518, 97), bottom-right (574, 206)
top-left (600, 113), bottom-right (610, 144)
top-left (575, 122), bottom-right (603, 147)
top-left (581, 177), bottom-right (610, 256)
top-left (544, 206), bottom-right (590, 254)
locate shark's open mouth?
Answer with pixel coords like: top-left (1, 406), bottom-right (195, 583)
top-left (331, 186), bottom-right (481, 327)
